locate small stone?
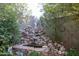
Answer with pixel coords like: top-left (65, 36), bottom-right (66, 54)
top-left (42, 51), bottom-right (48, 56)
top-left (57, 44), bottom-right (62, 48)
top-left (21, 37), bottom-right (24, 40)
top-left (53, 50), bottom-right (58, 56)
top-left (54, 42), bottom-right (58, 46)
top-left (55, 49), bottom-right (58, 51)
top-left (42, 46), bottom-right (48, 48)
top-left (61, 51), bottom-right (65, 54)
top-left (60, 46), bottom-right (65, 51)
top-left (48, 43), bottom-right (53, 47)
top-left (58, 51), bottom-right (62, 54)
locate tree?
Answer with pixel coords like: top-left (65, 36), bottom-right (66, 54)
top-left (14, 3), bottom-right (31, 30)
top-left (41, 3), bottom-right (79, 50)
top-left (0, 4), bottom-right (20, 53)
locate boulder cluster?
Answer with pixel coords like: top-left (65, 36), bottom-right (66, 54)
top-left (13, 26), bottom-right (66, 56)
top-left (20, 26), bottom-right (66, 56)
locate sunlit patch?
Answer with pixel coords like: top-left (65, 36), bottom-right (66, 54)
top-left (27, 3), bottom-right (43, 18)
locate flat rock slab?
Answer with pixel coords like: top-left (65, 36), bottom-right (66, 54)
top-left (12, 44), bottom-right (49, 51)
top-left (13, 44), bottom-right (34, 51)
top-left (12, 44), bottom-right (49, 56)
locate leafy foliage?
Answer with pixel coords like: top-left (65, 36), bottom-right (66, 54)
top-left (66, 49), bottom-right (79, 56)
top-left (40, 3), bottom-right (79, 49)
top-left (0, 4), bottom-right (20, 53)
top-left (0, 52), bottom-right (13, 56)
top-left (29, 51), bottom-right (41, 56)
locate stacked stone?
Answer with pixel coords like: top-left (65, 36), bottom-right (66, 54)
top-left (16, 25), bottom-right (66, 56)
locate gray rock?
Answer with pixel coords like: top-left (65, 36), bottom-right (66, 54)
top-left (59, 46), bottom-right (65, 51)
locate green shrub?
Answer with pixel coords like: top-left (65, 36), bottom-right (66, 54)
top-left (0, 52), bottom-right (13, 56)
top-left (66, 49), bottom-right (79, 56)
top-left (0, 4), bottom-right (20, 53)
top-left (29, 51), bottom-right (41, 56)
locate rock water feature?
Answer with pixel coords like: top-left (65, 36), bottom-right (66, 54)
top-left (12, 19), bottom-right (66, 56)
top-left (12, 18), bottom-right (50, 56)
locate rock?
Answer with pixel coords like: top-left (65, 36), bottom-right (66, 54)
top-left (54, 49), bottom-right (58, 52)
top-left (45, 37), bottom-right (49, 41)
top-left (42, 51), bottom-right (48, 56)
top-left (14, 25), bottom-right (66, 56)
top-left (42, 45), bottom-right (48, 48)
top-left (53, 49), bottom-right (58, 56)
top-left (59, 46), bottom-right (65, 51)
top-left (61, 51), bottom-right (65, 55)
top-left (54, 42), bottom-right (58, 46)
top-left (41, 36), bottom-right (46, 40)
top-left (57, 44), bottom-right (62, 48)
top-left (48, 43), bottom-right (53, 48)
top-left (58, 51), bottom-right (62, 54)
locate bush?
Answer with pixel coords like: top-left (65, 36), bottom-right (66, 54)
top-left (0, 52), bottom-right (13, 56)
top-left (29, 51), bottom-right (41, 56)
top-left (0, 4), bottom-right (20, 53)
top-left (66, 49), bottom-right (79, 56)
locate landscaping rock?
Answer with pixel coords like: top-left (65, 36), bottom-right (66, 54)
top-left (12, 25), bottom-right (66, 56)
